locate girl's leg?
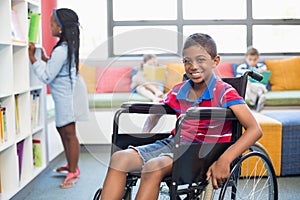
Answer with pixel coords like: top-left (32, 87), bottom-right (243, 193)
top-left (144, 83), bottom-right (164, 98)
top-left (136, 85), bottom-right (158, 101)
top-left (57, 122), bottom-right (80, 173)
top-left (100, 149), bottom-right (144, 200)
top-left (135, 156), bottom-right (173, 200)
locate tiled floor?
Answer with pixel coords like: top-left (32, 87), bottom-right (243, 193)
top-left (11, 145), bottom-right (300, 200)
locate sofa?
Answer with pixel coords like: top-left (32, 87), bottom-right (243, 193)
top-left (79, 56), bottom-right (300, 109)
top-left (79, 63), bottom-right (186, 109)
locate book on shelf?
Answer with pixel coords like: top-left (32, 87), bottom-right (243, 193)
top-left (11, 10), bottom-right (26, 43)
top-left (17, 140), bottom-right (25, 179)
top-left (28, 13), bottom-right (41, 43)
top-left (15, 95), bottom-right (20, 134)
top-left (32, 139), bottom-right (42, 167)
top-left (0, 106), bottom-right (7, 143)
top-left (0, 107), bottom-right (2, 144)
top-left (31, 91), bottom-right (40, 128)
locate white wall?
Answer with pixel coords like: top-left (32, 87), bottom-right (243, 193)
top-left (57, 0), bottom-right (108, 59)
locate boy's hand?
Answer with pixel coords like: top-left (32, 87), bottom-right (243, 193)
top-left (206, 155), bottom-right (231, 189)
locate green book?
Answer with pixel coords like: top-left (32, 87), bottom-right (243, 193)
top-left (28, 13), bottom-right (41, 43)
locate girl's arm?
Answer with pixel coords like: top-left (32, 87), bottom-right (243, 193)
top-left (30, 45), bottom-right (67, 84)
top-left (206, 104), bottom-right (262, 189)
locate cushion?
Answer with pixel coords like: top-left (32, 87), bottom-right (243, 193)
top-left (213, 63), bottom-right (234, 78)
top-left (79, 63), bottom-right (97, 93)
top-left (96, 67), bottom-right (132, 93)
top-left (265, 57), bottom-right (300, 91)
top-left (265, 90), bottom-right (300, 106)
top-left (164, 63), bottom-right (185, 92)
top-left (263, 111), bottom-right (300, 176)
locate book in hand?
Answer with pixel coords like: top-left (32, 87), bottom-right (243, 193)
top-left (143, 64), bottom-right (166, 81)
top-left (28, 13), bottom-right (41, 43)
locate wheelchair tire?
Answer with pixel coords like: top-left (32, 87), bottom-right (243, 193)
top-left (93, 188), bottom-right (102, 200)
top-left (218, 151), bottom-right (278, 200)
top-left (92, 186), bottom-right (133, 200)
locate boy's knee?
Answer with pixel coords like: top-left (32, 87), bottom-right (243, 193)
top-left (110, 150), bottom-right (141, 171)
top-left (141, 160), bottom-right (166, 177)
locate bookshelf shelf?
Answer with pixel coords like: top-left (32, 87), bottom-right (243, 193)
top-left (0, 1), bottom-right (46, 199)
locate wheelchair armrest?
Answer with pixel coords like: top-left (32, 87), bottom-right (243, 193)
top-left (185, 107), bottom-right (236, 120)
top-left (121, 102), bottom-right (176, 115)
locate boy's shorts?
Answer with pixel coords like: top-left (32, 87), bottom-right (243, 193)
top-left (129, 137), bottom-right (174, 164)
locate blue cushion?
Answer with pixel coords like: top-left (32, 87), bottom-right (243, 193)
top-left (263, 111), bottom-right (300, 176)
top-left (231, 63), bottom-right (239, 77)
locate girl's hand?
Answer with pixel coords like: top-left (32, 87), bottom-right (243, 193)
top-left (28, 42), bottom-right (36, 56)
top-left (28, 42), bottom-right (37, 64)
top-left (41, 48), bottom-right (49, 62)
top-left (206, 155), bottom-right (231, 189)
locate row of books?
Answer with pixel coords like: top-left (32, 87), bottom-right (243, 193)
top-left (11, 8), bottom-right (40, 43)
top-left (0, 106), bottom-right (7, 144)
top-left (17, 139), bottom-right (43, 180)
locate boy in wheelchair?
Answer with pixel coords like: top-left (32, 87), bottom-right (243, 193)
top-left (99, 33), bottom-right (262, 200)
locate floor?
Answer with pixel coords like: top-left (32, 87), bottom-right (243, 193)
top-left (11, 144), bottom-right (300, 200)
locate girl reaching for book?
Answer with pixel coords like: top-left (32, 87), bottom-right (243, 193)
top-left (28, 8), bottom-right (87, 189)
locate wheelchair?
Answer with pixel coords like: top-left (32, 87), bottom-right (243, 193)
top-left (93, 71), bottom-right (278, 200)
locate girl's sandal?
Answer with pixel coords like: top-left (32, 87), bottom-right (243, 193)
top-left (55, 165), bottom-right (69, 174)
top-left (60, 171), bottom-right (79, 189)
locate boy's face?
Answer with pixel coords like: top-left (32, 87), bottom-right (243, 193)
top-left (183, 45), bottom-right (220, 84)
top-left (246, 55), bottom-right (259, 67)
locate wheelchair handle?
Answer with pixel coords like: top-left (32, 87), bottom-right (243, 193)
top-left (121, 102), bottom-right (176, 114)
top-left (245, 70), bottom-right (263, 81)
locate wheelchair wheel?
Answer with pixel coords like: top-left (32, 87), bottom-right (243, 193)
top-left (93, 188), bottom-right (102, 200)
top-left (92, 187), bottom-right (133, 200)
top-left (218, 151), bottom-right (278, 200)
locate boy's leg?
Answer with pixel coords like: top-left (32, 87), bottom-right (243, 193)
top-left (100, 149), bottom-right (143, 200)
top-left (135, 156), bottom-right (173, 200)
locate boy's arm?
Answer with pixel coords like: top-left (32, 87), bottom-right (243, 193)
top-left (206, 103), bottom-right (262, 189)
top-left (142, 114), bottom-right (163, 133)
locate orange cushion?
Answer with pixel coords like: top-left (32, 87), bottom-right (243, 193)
top-left (96, 67), bottom-right (132, 93)
top-left (214, 63), bottom-right (234, 78)
top-left (78, 63), bottom-right (97, 93)
top-left (265, 57), bottom-right (300, 91)
top-left (164, 63), bottom-right (185, 92)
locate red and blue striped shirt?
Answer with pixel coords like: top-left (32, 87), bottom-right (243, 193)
top-left (164, 74), bottom-right (245, 143)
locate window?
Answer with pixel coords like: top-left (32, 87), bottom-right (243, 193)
top-left (113, 0), bottom-right (177, 21)
top-left (183, 0), bottom-right (246, 20)
top-left (109, 0), bottom-right (300, 57)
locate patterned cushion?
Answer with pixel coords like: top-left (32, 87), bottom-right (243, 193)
top-left (263, 110), bottom-right (300, 176)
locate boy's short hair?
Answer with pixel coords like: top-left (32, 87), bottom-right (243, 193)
top-left (246, 46), bottom-right (259, 56)
top-left (183, 33), bottom-right (217, 59)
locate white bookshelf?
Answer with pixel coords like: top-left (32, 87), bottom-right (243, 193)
top-left (0, 1), bottom-right (47, 199)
